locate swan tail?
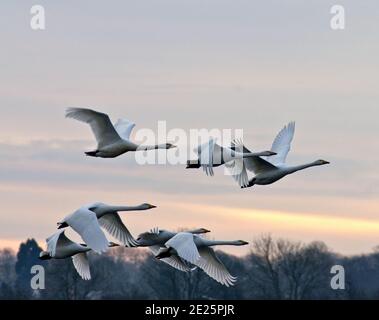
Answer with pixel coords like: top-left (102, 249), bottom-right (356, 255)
top-left (186, 160), bottom-right (201, 169)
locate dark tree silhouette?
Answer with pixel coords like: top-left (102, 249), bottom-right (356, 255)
top-left (15, 239), bottom-right (44, 299)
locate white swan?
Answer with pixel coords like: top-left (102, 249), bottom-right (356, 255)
top-left (136, 228), bottom-right (210, 272)
top-left (58, 202), bottom-right (156, 247)
top-left (66, 107), bottom-right (176, 158)
top-left (39, 230), bottom-right (119, 280)
top-left (57, 206), bottom-right (110, 254)
top-left (227, 122), bottom-right (330, 188)
top-left (155, 232), bottom-right (248, 287)
top-left (186, 138), bottom-right (276, 178)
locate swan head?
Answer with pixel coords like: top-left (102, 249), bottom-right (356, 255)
top-left (165, 143), bottom-right (176, 149)
top-left (314, 159), bottom-right (330, 166)
top-left (39, 251), bottom-right (52, 260)
top-left (140, 203), bottom-right (157, 210)
top-left (236, 240), bottom-right (249, 246)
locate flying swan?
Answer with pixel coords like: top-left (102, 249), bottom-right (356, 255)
top-left (39, 230), bottom-right (119, 280)
top-left (227, 122), bottom-right (330, 188)
top-left (57, 206), bottom-right (110, 254)
top-left (66, 107), bottom-right (176, 158)
top-left (186, 138), bottom-right (276, 180)
top-left (155, 232), bottom-right (249, 287)
top-left (136, 228), bottom-right (210, 272)
top-left (58, 202), bottom-right (156, 248)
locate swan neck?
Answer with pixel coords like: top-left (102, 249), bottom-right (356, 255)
top-left (142, 144), bottom-right (167, 150)
top-left (287, 161), bottom-right (319, 173)
top-left (206, 240), bottom-right (241, 246)
top-left (109, 205), bottom-right (144, 212)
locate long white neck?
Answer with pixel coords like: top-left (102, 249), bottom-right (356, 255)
top-left (286, 161), bottom-right (321, 174)
top-left (204, 240), bottom-right (244, 247)
top-left (108, 205), bottom-right (147, 212)
top-left (140, 144), bottom-right (168, 150)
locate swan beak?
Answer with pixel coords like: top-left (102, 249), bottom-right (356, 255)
top-left (202, 228), bottom-right (211, 233)
top-left (240, 240), bottom-right (249, 245)
top-left (323, 160), bottom-right (330, 164)
top-left (149, 205), bottom-right (157, 209)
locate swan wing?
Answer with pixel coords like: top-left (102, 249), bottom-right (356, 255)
top-left (65, 107), bottom-right (121, 148)
top-left (165, 232), bottom-right (201, 264)
top-left (231, 139), bottom-right (277, 174)
top-left (66, 208), bottom-right (109, 254)
top-left (150, 246), bottom-right (195, 272)
top-left (195, 247), bottom-right (237, 287)
top-left (46, 230), bottom-right (75, 257)
top-left (114, 118), bottom-right (136, 141)
top-left (224, 158), bottom-right (249, 187)
top-left (267, 121), bottom-right (295, 165)
top-left (98, 213), bottom-right (138, 247)
top-left (72, 253), bottom-right (91, 280)
top-left (197, 139), bottom-right (215, 176)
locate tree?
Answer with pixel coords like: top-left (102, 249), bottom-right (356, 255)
top-left (245, 235), bottom-right (334, 300)
top-left (15, 239), bottom-right (44, 299)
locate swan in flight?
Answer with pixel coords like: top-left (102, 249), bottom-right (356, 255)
top-left (57, 206), bottom-right (110, 254)
top-left (136, 228), bottom-right (210, 272)
top-left (186, 138), bottom-right (276, 178)
top-left (227, 122), bottom-right (330, 188)
top-left (155, 232), bottom-right (248, 287)
top-left (39, 230), bottom-right (119, 280)
top-left (66, 107), bottom-right (176, 158)
top-left (58, 202), bottom-right (156, 248)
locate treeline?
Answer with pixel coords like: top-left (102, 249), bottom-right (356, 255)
top-left (1, 236), bottom-right (379, 300)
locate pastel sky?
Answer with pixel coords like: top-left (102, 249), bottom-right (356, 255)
top-left (0, 1), bottom-right (378, 256)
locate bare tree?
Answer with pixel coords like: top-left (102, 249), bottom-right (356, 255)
top-left (245, 235), bottom-right (334, 300)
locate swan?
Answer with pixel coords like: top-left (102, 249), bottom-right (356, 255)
top-left (227, 122), bottom-right (330, 188)
top-left (58, 202), bottom-right (156, 247)
top-left (186, 138), bottom-right (276, 178)
top-left (136, 227), bottom-right (210, 272)
top-left (155, 232), bottom-right (248, 287)
top-left (65, 107), bottom-right (176, 158)
top-left (39, 230), bottom-right (119, 280)
top-left (57, 206), bottom-right (110, 254)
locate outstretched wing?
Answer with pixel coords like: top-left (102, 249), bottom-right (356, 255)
top-left (65, 107), bottom-right (121, 148)
top-left (224, 159), bottom-right (249, 187)
top-left (46, 230), bottom-right (75, 257)
top-left (197, 139), bottom-right (215, 176)
top-left (114, 118), bottom-right (136, 141)
top-left (98, 213), bottom-right (138, 247)
top-left (195, 247), bottom-right (237, 287)
top-left (230, 139), bottom-right (277, 175)
top-left (149, 246), bottom-right (195, 272)
top-left (65, 208), bottom-right (109, 254)
top-left (225, 139), bottom-right (249, 187)
top-left (72, 253), bottom-right (91, 280)
top-left (267, 122), bottom-right (295, 165)
top-left (165, 232), bottom-right (201, 265)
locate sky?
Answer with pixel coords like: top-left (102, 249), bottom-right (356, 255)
top-left (0, 1), bottom-right (378, 256)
